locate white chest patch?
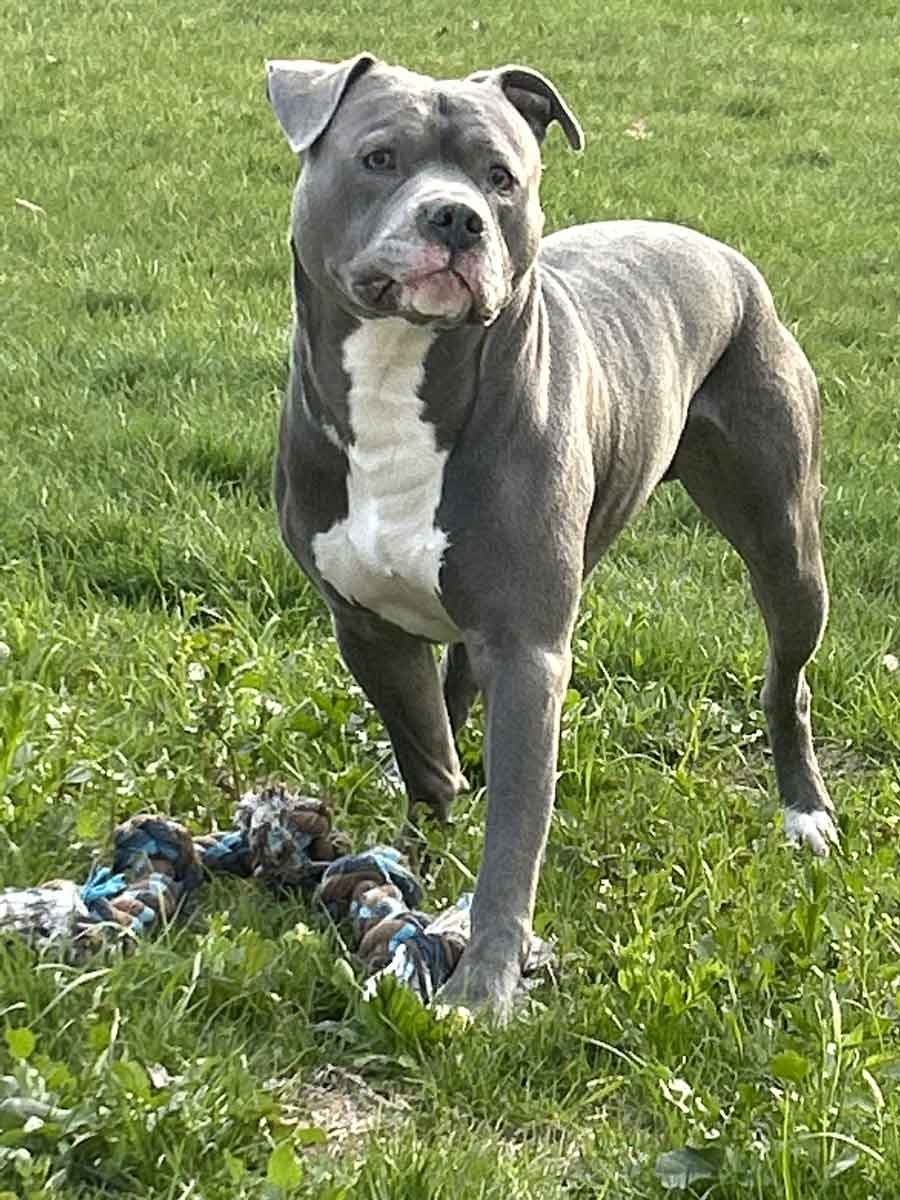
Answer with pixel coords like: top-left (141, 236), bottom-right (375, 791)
top-left (312, 318), bottom-right (461, 643)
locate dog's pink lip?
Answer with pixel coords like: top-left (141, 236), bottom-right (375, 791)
top-left (396, 266), bottom-right (471, 293)
top-left (367, 267), bottom-right (472, 313)
top-left (450, 267), bottom-right (473, 296)
top-left (448, 264), bottom-right (478, 295)
top-left (344, 261), bottom-right (480, 324)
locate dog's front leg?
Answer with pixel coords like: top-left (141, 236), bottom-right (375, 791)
top-left (438, 637), bottom-right (572, 1020)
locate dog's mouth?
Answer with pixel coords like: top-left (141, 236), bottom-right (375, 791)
top-left (351, 265), bottom-right (477, 326)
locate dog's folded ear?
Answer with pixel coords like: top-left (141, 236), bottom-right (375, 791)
top-left (469, 65), bottom-right (584, 152)
top-left (266, 54), bottom-right (377, 154)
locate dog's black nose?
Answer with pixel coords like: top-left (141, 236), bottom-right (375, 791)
top-left (419, 201), bottom-right (484, 251)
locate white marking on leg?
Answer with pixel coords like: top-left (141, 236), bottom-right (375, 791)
top-left (784, 807), bottom-right (839, 857)
top-left (312, 318), bottom-right (460, 642)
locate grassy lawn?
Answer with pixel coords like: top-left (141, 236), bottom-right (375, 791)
top-left (2, 0), bottom-right (899, 1195)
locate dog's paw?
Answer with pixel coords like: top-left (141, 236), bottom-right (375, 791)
top-left (784, 807), bottom-right (840, 857)
top-left (435, 950), bottom-right (521, 1025)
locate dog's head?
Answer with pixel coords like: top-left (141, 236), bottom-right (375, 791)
top-left (267, 55), bottom-right (583, 329)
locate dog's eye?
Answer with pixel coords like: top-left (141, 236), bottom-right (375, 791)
top-left (488, 165), bottom-right (515, 194)
top-left (362, 148), bottom-right (395, 172)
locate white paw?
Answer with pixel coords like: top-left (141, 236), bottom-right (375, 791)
top-left (784, 807), bottom-right (839, 857)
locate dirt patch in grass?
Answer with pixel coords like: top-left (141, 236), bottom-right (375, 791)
top-left (269, 1065), bottom-right (412, 1152)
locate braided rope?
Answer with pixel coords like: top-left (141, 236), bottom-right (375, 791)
top-left (0, 785), bottom-right (547, 1001)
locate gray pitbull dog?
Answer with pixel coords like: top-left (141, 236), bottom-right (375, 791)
top-left (266, 54), bottom-right (838, 1017)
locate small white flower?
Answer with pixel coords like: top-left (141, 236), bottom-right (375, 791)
top-left (660, 1076), bottom-right (693, 1113)
top-left (625, 117), bottom-right (652, 140)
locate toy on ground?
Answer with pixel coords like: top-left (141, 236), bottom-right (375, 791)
top-left (0, 785), bottom-right (552, 1004)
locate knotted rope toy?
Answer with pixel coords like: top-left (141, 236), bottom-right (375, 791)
top-left (1, 788), bottom-right (349, 952)
top-left (313, 850), bottom-right (469, 1002)
top-left (0, 785), bottom-right (550, 1002)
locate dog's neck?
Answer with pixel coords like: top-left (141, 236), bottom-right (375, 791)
top-left (290, 251), bottom-right (542, 448)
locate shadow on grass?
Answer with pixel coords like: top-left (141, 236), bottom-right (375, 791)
top-left (179, 433), bottom-right (273, 508)
top-left (722, 92), bottom-right (782, 121)
top-left (87, 344), bottom-right (285, 400)
top-left (83, 287), bottom-right (160, 318)
top-left (29, 518), bottom-right (308, 618)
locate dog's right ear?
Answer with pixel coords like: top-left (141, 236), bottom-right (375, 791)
top-left (266, 54), bottom-right (376, 154)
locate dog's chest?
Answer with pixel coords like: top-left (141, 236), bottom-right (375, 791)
top-left (312, 319), bottom-right (460, 643)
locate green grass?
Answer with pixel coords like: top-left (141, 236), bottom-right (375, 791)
top-left (2, 0), bottom-right (900, 1195)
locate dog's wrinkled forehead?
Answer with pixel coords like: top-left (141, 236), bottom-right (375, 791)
top-left (319, 65), bottom-right (543, 176)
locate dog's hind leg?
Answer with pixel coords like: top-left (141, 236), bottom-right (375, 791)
top-left (668, 307), bottom-right (837, 854)
top-left (331, 606), bottom-right (466, 827)
top-left (442, 642), bottom-right (480, 735)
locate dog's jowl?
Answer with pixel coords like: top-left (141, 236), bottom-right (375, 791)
top-left (267, 54), bottom-right (837, 1017)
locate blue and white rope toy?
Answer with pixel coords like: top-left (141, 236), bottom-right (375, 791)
top-left (0, 786), bottom-right (503, 1002)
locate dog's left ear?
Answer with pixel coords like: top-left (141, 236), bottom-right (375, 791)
top-left (469, 65), bottom-right (584, 151)
top-left (266, 54), bottom-right (377, 154)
